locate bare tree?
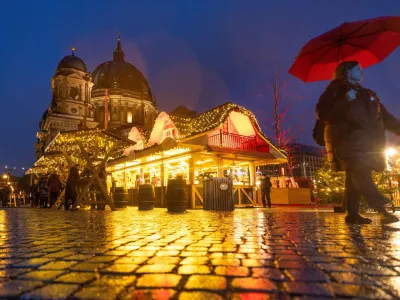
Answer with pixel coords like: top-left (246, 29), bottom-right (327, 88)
top-left (263, 67), bottom-right (304, 176)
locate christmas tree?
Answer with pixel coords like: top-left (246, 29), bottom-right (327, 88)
top-left (313, 159), bottom-right (394, 207)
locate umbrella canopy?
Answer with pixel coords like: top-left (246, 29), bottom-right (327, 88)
top-left (289, 16), bottom-right (400, 82)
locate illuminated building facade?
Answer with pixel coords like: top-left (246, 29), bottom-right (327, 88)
top-left (35, 35), bottom-right (157, 159)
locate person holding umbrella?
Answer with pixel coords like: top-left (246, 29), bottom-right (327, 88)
top-left (289, 16), bottom-right (400, 224)
top-left (317, 61), bottom-right (400, 224)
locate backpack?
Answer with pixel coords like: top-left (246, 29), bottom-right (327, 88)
top-left (312, 119), bottom-right (325, 146)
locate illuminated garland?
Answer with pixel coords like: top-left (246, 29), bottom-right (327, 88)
top-left (27, 129), bottom-right (134, 175)
top-left (170, 102), bottom-right (285, 157)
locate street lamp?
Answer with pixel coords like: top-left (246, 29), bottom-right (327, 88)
top-left (385, 148), bottom-right (397, 157)
top-left (385, 147), bottom-right (397, 171)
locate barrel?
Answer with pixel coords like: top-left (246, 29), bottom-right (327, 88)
top-left (166, 179), bottom-right (188, 213)
top-left (138, 184), bottom-right (155, 210)
top-left (113, 187), bottom-right (128, 208)
top-left (204, 177), bottom-right (234, 211)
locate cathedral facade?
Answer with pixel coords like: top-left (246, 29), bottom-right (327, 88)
top-left (35, 35), bottom-right (158, 159)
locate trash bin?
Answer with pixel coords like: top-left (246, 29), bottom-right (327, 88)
top-left (204, 177), bottom-right (234, 211)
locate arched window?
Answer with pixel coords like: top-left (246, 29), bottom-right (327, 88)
top-left (127, 112), bottom-right (133, 123)
top-left (69, 86), bottom-right (79, 100)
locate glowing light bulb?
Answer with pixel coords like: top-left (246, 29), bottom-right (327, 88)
top-left (385, 148), bottom-right (397, 157)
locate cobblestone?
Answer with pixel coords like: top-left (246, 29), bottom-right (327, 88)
top-left (0, 280), bottom-right (43, 298)
top-left (185, 275), bottom-right (227, 291)
top-left (0, 207), bottom-right (399, 298)
top-left (21, 283), bottom-right (79, 300)
top-left (136, 274), bottom-right (181, 288)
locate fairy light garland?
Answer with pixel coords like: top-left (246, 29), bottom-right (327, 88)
top-left (169, 102), bottom-right (285, 156)
top-left (27, 129), bottom-right (134, 175)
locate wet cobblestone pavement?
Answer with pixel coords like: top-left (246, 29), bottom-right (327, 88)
top-left (0, 207), bottom-right (400, 299)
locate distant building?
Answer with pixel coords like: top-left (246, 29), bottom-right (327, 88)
top-left (259, 143), bottom-right (325, 179)
top-left (35, 35), bottom-right (158, 159)
top-left (291, 143), bottom-right (325, 179)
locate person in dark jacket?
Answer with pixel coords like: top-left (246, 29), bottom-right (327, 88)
top-left (95, 167), bottom-right (108, 210)
top-left (65, 165), bottom-right (80, 210)
top-left (260, 174), bottom-right (272, 208)
top-left (29, 179), bottom-right (41, 207)
top-left (316, 61), bottom-right (400, 224)
top-left (39, 176), bottom-right (49, 208)
top-left (3, 184), bottom-right (12, 207)
top-left (47, 173), bottom-right (61, 208)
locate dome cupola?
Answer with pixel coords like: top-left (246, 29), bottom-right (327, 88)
top-left (56, 47), bottom-right (87, 73)
top-left (91, 34), bottom-right (153, 101)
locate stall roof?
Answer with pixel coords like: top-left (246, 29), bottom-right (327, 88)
top-left (170, 102), bottom-right (286, 158)
top-left (27, 129), bottom-right (135, 175)
top-left (46, 129), bottom-right (135, 156)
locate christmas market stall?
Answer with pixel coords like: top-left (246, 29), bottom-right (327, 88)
top-left (107, 102), bottom-right (309, 208)
top-left (28, 129), bottom-right (135, 210)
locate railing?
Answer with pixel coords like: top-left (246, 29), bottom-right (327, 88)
top-left (208, 132), bottom-right (257, 151)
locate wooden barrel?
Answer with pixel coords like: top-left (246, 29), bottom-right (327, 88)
top-left (113, 187), bottom-right (128, 208)
top-left (166, 179), bottom-right (188, 213)
top-left (138, 184), bottom-right (155, 210)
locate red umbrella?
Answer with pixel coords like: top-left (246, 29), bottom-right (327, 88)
top-left (289, 16), bottom-right (400, 82)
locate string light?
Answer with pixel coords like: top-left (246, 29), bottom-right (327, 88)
top-left (27, 129), bottom-right (134, 175)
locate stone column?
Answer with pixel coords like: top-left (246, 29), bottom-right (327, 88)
top-left (63, 78), bottom-right (68, 99)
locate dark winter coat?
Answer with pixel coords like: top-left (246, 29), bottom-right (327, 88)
top-left (316, 80), bottom-right (400, 172)
top-left (39, 179), bottom-right (48, 196)
top-left (260, 177), bottom-right (272, 191)
top-left (30, 183), bottom-right (40, 195)
top-left (47, 174), bottom-right (61, 193)
top-left (65, 167), bottom-right (80, 198)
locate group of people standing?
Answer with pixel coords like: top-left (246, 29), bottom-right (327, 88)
top-left (29, 173), bottom-right (63, 208)
top-left (29, 164), bottom-right (109, 211)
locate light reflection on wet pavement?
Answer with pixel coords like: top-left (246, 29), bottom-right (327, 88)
top-left (0, 207), bottom-right (399, 299)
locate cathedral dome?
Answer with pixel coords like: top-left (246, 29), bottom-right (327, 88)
top-left (91, 35), bottom-right (153, 101)
top-left (56, 48), bottom-right (87, 73)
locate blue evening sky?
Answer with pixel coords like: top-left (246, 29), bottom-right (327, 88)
top-left (1, 0), bottom-right (400, 175)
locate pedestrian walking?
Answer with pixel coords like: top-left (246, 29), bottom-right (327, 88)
top-left (3, 184), bottom-right (12, 207)
top-left (39, 176), bottom-right (49, 208)
top-left (47, 173), bottom-right (61, 208)
top-left (29, 179), bottom-right (41, 207)
top-left (95, 167), bottom-right (108, 210)
top-left (260, 174), bottom-right (272, 208)
top-left (65, 165), bottom-right (79, 210)
top-left (316, 61), bottom-right (400, 224)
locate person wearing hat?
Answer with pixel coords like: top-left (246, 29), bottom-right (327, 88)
top-left (260, 173), bottom-right (272, 208)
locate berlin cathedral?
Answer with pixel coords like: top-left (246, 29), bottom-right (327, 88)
top-left (35, 35), bottom-right (158, 159)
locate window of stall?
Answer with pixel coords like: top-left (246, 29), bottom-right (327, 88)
top-left (142, 163), bottom-right (162, 186)
top-left (223, 160), bottom-right (250, 186)
top-left (164, 156), bottom-right (190, 183)
top-left (194, 158), bottom-right (217, 184)
top-left (125, 168), bottom-right (140, 189)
